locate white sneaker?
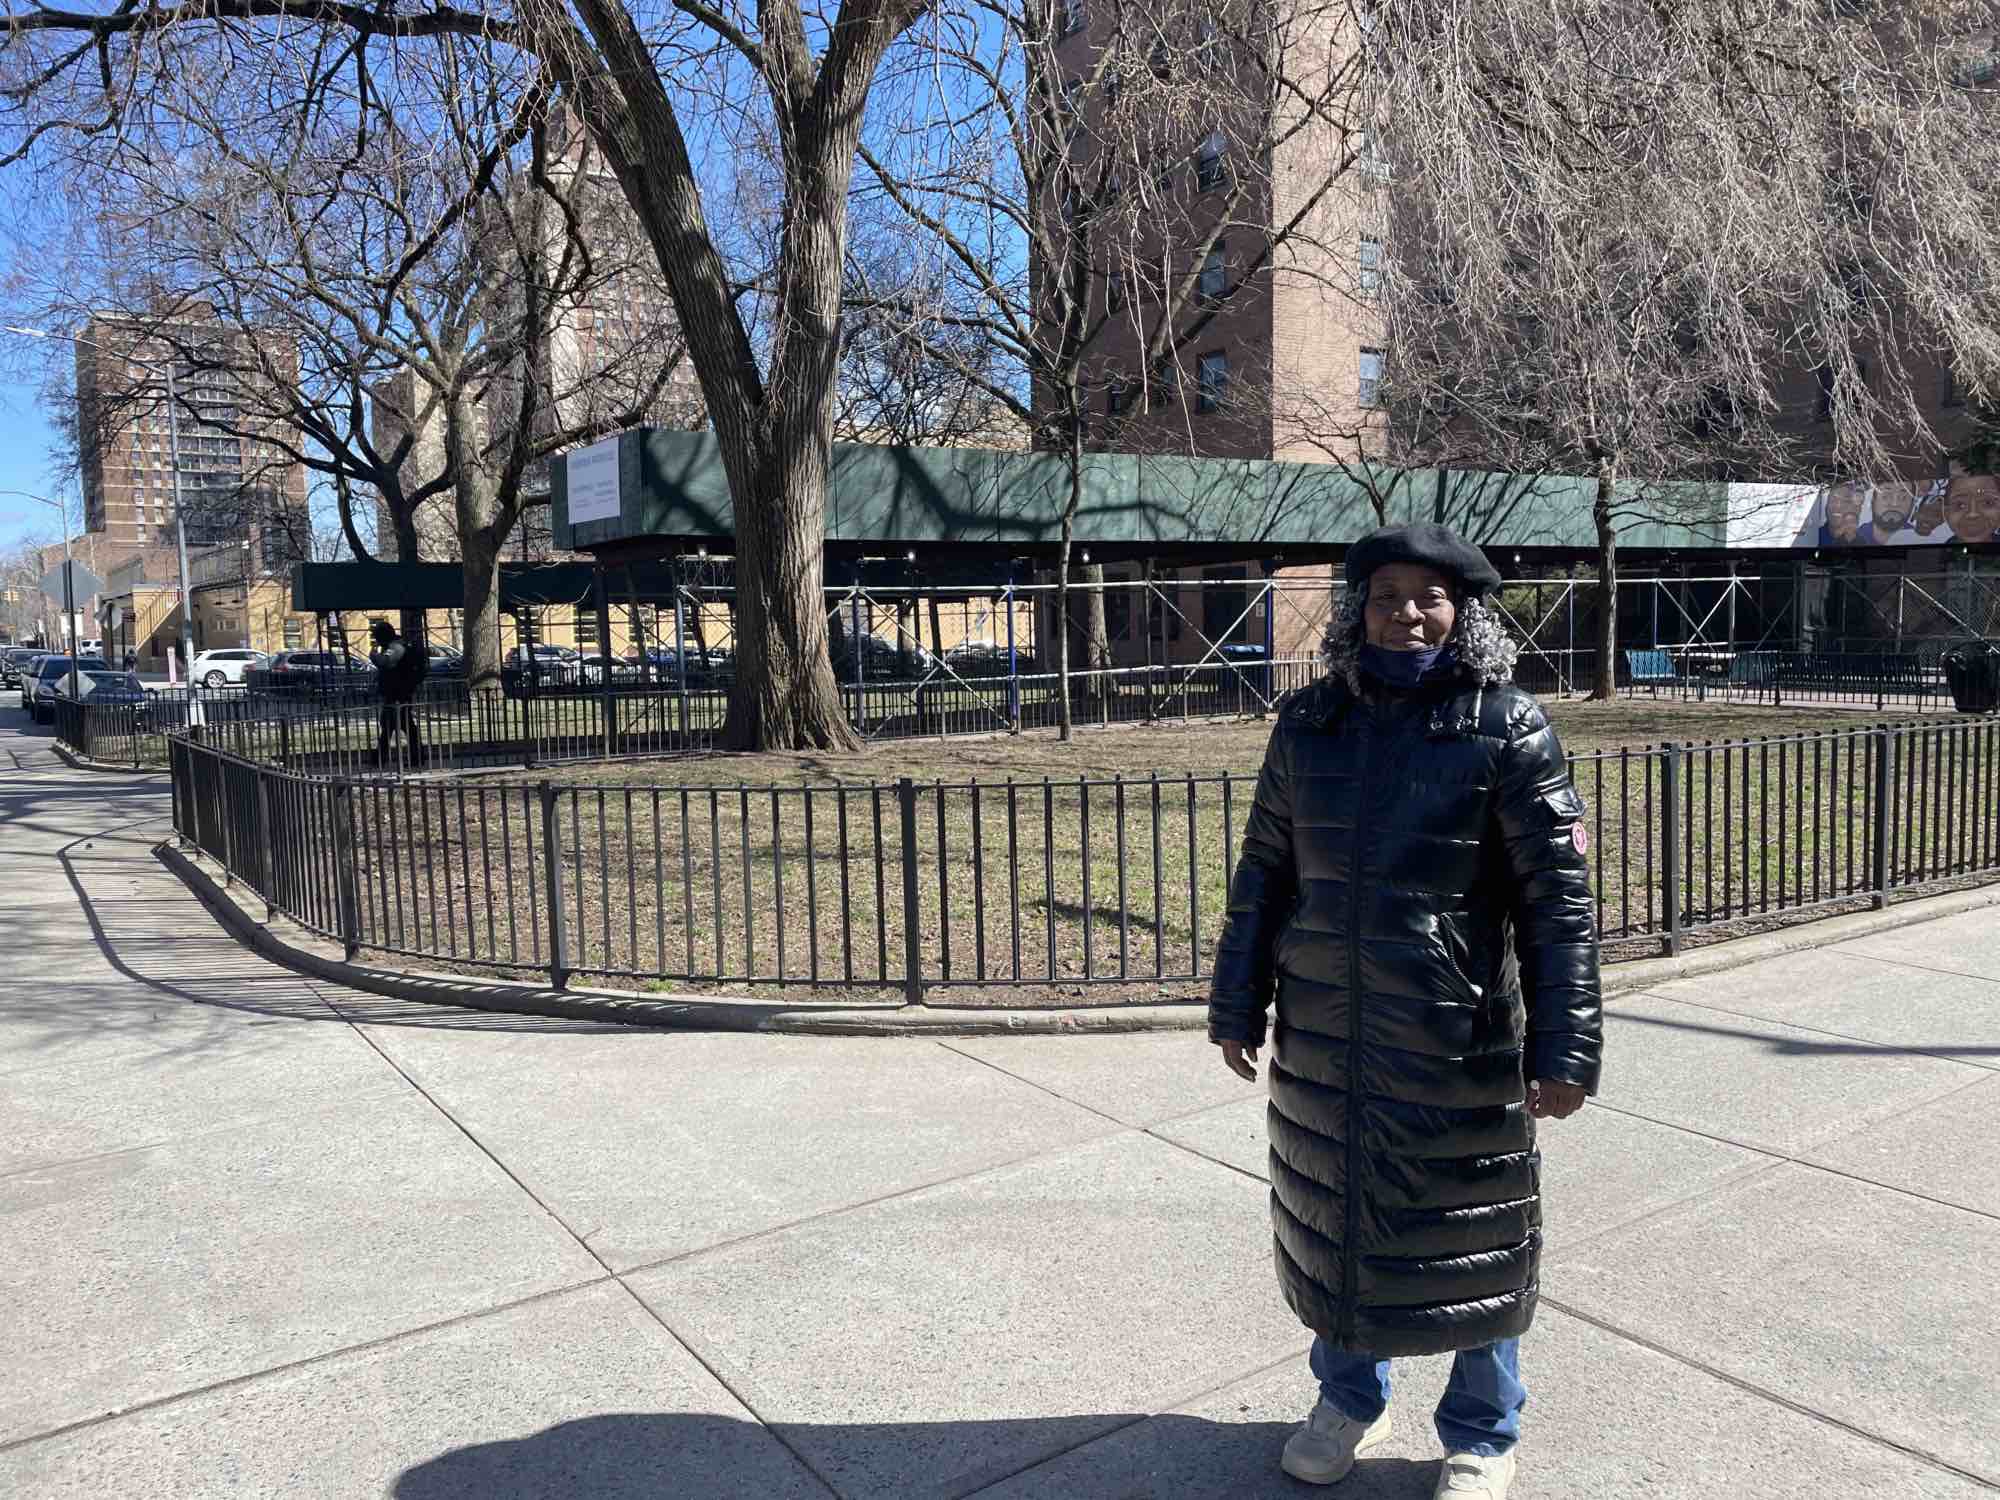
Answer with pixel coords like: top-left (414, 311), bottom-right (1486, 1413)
top-left (1279, 1398), bottom-right (1391, 1485)
top-left (1433, 1449), bottom-right (1517, 1499)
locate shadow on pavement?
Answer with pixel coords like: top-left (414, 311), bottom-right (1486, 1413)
top-left (1615, 1001), bottom-right (2000, 1059)
top-left (391, 1412), bottom-right (1440, 1500)
top-left (49, 836), bottom-right (641, 1038)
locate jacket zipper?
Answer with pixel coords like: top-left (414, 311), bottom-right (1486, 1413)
top-left (1340, 717), bottom-right (1374, 1345)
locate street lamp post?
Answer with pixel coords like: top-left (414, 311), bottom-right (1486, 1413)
top-left (0, 487), bottom-right (81, 702)
top-left (5, 324), bottom-right (198, 690)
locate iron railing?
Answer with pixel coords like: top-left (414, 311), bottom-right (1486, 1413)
top-left (168, 714), bottom-right (2000, 1001)
top-left (55, 656), bottom-right (1322, 770)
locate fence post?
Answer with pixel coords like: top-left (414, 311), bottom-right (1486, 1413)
top-left (1872, 725), bottom-right (1893, 908)
top-left (540, 780), bottom-right (570, 989)
top-left (332, 781), bottom-right (361, 960)
top-left (279, 716), bottom-right (293, 772)
top-left (1660, 742), bottom-right (1682, 956)
top-left (254, 771), bottom-right (277, 922)
top-left (897, 777), bottom-right (924, 1006)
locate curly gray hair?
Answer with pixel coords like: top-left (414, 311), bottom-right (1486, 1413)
top-left (1321, 587), bottom-right (1519, 695)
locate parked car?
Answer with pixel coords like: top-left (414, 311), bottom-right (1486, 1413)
top-left (190, 648), bottom-right (270, 689)
top-left (421, 644), bottom-right (465, 677)
top-left (1, 647), bottom-right (42, 690)
top-left (25, 656), bottom-right (109, 723)
top-left (51, 668), bottom-right (148, 711)
top-left (831, 637), bottom-right (933, 681)
top-left (575, 653), bottom-right (638, 684)
top-left (258, 650), bottom-right (374, 694)
top-left (503, 644), bottom-right (582, 690)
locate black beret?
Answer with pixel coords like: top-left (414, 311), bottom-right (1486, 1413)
top-left (1343, 523), bottom-right (1503, 597)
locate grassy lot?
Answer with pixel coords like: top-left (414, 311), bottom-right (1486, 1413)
top-left (319, 695), bottom-right (2000, 1003)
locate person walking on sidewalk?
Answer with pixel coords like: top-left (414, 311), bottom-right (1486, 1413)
top-left (369, 619), bottom-right (429, 769)
top-left (1208, 523), bottom-right (1603, 1500)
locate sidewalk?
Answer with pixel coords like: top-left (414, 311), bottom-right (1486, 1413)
top-left (1, 722), bottom-right (1995, 1499)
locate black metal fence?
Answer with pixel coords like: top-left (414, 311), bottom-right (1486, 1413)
top-left (168, 713), bottom-right (2000, 1002)
top-left (55, 656), bottom-right (1323, 771)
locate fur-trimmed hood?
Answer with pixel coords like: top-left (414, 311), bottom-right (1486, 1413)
top-left (1320, 588), bottom-right (1519, 697)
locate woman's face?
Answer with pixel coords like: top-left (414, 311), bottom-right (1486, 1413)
top-left (1943, 477), bottom-right (2000, 545)
top-left (1364, 563), bottom-right (1458, 651)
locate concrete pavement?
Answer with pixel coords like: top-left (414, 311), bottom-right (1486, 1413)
top-left (1, 712), bottom-right (1996, 1499)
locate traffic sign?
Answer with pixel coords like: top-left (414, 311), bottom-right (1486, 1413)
top-left (39, 560), bottom-right (104, 603)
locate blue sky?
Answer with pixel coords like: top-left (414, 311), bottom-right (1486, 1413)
top-left (0, 374), bottom-right (65, 549)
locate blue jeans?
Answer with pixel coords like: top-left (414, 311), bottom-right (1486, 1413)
top-left (1310, 1336), bottom-right (1525, 1457)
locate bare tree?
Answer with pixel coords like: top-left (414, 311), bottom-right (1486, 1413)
top-left (9, 41), bottom-right (692, 689)
top-left (1369, 3), bottom-right (2000, 698)
top-left (857, 0), bottom-right (1371, 736)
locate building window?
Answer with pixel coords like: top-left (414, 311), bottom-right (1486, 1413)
top-left (1150, 362), bottom-right (1178, 409)
top-left (1152, 153), bottom-right (1174, 192)
top-left (574, 607), bottom-right (599, 647)
top-left (1106, 269), bottom-right (1128, 315)
top-left (1199, 243), bottom-right (1227, 304)
top-left (1358, 347), bottom-right (1384, 407)
top-left (1356, 128), bottom-right (1391, 181)
top-left (1106, 376), bottom-right (1133, 416)
top-left (1194, 13), bottom-right (1221, 72)
top-left (1196, 131), bottom-right (1227, 192)
top-left (1197, 350), bottom-right (1229, 413)
top-left (1943, 366), bottom-right (1964, 408)
top-left (1358, 238), bottom-right (1382, 299)
top-left (1058, 77), bottom-right (1084, 137)
top-left (1058, 0), bottom-right (1085, 38)
top-left (283, 618), bottom-right (302, 649)
top-left (1203, 566), bottom-right (1249, 642)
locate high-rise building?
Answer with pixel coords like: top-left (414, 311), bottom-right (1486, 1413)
top-left (491, 110), bottom-right (704, 453)
top-left (369, 110), bottom-right (703, 563)
top-left (1043, 11), bottom-right (1979, 490)
top-left (74, 306), bottom-right (310, 572)
top-left (1042, 1), bottom-right (1384, 467)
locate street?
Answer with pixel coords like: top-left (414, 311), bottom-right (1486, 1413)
top-left (1, 714), bottom-right (1996, 1498)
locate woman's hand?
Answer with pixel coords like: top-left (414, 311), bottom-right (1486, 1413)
top-left (1218, 1041), bottom-right (1259, 1081)
top-left (1527, 1079), bottom-right (1587, 1120)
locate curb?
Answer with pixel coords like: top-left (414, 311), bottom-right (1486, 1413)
top-left (49, 742), bottom-right (166, 777)
top-left (158, 842), bottom-right (2000, 1038)
top-left (158, 842), bottom-right (1209, 1036)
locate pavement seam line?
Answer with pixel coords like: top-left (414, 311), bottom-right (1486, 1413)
top-left (1581, 1088), bottom-right (2000, 1226)
top-left (1539, 1299), bottom-right (2000, 1492)
top-left (1831, 945), bottom-right (2000, 992)
top-left (309, 984), bottom-right (849, 1499)
top-left (1547, 1157), bottom-right (1792, 1260)
top-left (933, 1038), bottom-right (1142, 1127)
top-left (0, 1278), bottom-right (617, 1458)
top-left (546, 1112), bottom-right (1132, 1285)
top-left (948, 1339), bottom-right (1318, 1500)
top-left (1623, 985), bottom-right (2000, 1074)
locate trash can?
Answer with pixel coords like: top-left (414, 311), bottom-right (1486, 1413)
top-left (1941, 643), bottom-right (2000, 713)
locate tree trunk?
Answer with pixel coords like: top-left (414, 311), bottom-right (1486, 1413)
top-left (712, 112), bottom-right (866, 751)
top-left (1054, 423), bottom-right (1087, 742)
top-left (717, 455), bottom-right (858, 750)
top-left (1071, 562), bottom-right (1112, 707)
top-left (1590, 462), bottom-right (1618, 701)
top-left (445, 391), bottom-right (506, 696)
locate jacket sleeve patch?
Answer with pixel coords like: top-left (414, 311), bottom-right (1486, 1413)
top-left (1540, 787), bottom-right (1585, 823)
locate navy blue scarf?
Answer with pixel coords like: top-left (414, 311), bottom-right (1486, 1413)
top-left (1360, 643), bottom-right (1456, 688)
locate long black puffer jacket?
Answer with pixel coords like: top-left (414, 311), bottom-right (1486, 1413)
top-left (1208, 672), bottom-right (1602, 1357)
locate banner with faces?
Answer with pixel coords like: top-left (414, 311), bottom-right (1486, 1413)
top-left (1801, 474), bottom-right (2000, 548)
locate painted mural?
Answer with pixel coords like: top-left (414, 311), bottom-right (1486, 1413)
top-left (1797, 473), bottom-right (2000, 548)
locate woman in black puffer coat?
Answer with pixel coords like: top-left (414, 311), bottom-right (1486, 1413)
top-left (1209, 524), bottom-right (1602, 1500)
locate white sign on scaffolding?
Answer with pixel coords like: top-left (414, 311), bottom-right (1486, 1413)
top-left (565, 436), bottom-right (624, 526)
